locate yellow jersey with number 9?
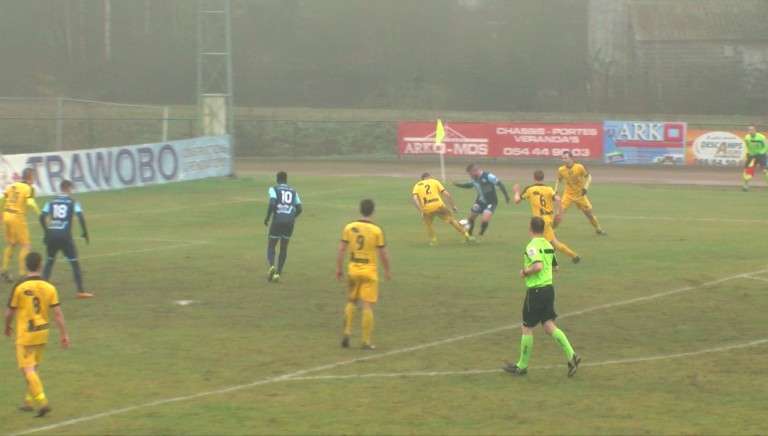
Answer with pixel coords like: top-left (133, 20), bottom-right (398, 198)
top-left (3, 182), bottom-right (35, 220)
top-left (341, 220), bottom-right (385, 276)
top-left (8, 277), bottom-right (60, 346)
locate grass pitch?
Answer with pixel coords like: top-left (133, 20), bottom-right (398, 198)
top-left (1, 170), bottom-right (767, 435)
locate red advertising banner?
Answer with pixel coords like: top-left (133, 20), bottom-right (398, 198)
top-left (685, 129), bottom-right (745, 166)
top-left (398, 122), bottom-right (603, 159)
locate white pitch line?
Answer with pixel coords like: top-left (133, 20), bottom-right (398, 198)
top-left (741, 275), bottom-right (768, 283)
top-left (79, 241), bottom-right (210, 261)
top-left (12, 266), bottom-right (768, 435)
top-left (276, 337), bottom-right (768, 382)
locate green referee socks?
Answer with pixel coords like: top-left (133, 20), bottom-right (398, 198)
top-left (551, 328), bottom-right (574, 360)
top-left (516, 334), bottom-right (533, 369)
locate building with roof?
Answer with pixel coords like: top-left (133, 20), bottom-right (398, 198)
top-left (589, 0), bottom-right (768, 113)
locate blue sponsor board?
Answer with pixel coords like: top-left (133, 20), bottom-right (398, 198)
top-left (603, 121), bottom-right (686, 165)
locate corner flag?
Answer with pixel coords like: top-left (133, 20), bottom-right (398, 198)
top-left (435, 119), bottom-right (445, 145)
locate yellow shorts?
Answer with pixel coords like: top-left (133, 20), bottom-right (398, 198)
top-left (16, 344), bottom-right (45, 368)
top-left (423, 206), bottom-right (453, 224)
top-left (346, 272), bottom-right (379, 303)
top-left (3, 218), bottom-right (30, 245)
top-left (562, 194), bottom-right (593, 211)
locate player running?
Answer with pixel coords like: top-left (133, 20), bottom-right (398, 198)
top-left (555, 150), bottom-right (606, 236)
top-left (411, 172), bottom-right (474, 245)
top-left (264, 171), bottom-right (302, 283)
top-left (452, 163), bottom-right (511, 239)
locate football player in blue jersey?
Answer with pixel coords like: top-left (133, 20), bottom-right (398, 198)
top-left (39, 180), bottom-right (92, 298)
top-left (264, 171), bottom-right (302, 282)
top-left (452, 163), bottom-right (511, 239)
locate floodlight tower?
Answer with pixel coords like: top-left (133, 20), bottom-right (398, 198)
top-left (196, 0), bottom-right (234, 140)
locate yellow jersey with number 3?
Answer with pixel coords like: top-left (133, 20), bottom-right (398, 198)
top-left (557, 163), bottom-right (589, 198)
top-left (520, 184), bottom-right (557, 224)
top-left (341, 220), bottom-right (385, 276)
top-left (3, 181), bottom-right (35, 220)
top-left (8, 277), bottom-right (60, 346)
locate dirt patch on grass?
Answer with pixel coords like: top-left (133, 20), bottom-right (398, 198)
top-left (235, 157), bottom-right (742, 187)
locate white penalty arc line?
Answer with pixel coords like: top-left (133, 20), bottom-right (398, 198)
top-left (12, 267), bottom-right (768, 435)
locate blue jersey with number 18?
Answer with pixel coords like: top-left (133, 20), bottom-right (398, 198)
top-left (41, 195), bottom-right (83, 238)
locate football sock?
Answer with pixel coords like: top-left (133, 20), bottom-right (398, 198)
top-left (267, 243), bottom-right (276, 267)
top-left (555, 242), bottom-right (578, 259)
top-left (24, 392), bottom-right (34, 408)
top-left (343, 302), bottom-right (356, 336)
top-left (425, 221), bottom-right (436, 241)
top-left (18, 245), bottom-right (29, 276)
top-left (71, 260), bottom-right (84, 293)
top-left (361, 307), bottom-right (374, 345)
top-left (450, 219), bottom-right (465, 235)
top-left (2, 245), bottom-right (12, 271)
top-left (516, 334), bottom-right (533, 369)
top-left (25, 372), bottom-right (47, 407)
top-left (480, 221), bottom-right (489, 236)
top-left (589, 215), bottom-right (602, 232)
top-left (277, 248), bottom-right (288, 275)
top-left (551, 328), bottom-right (575, 360)
top-left (468, 220), bottom-right (475, 235)
top-left (43, 258), bottom-right (54, 280)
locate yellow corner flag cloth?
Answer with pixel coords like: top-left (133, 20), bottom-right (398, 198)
top-left (435, 119), bottom-right (445, 145)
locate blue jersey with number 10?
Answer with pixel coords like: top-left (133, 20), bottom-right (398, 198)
top-left (269, 184), bottom-right (301, 223)
top-left (41, 195), bottom-right (83, 238)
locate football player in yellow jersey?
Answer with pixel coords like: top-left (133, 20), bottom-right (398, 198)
top-left (514, 170), bottom-right (581, 263)
top-left (411, 172), bottom-right (474, 245)
top-left (5, 252), bottom-right (69, 417)
top-left (336, 199), bottom-right (392, 350)
top-left (1, 168), bottom-right (42, 281)
top-left (555, 151), bottom-right (606, 236)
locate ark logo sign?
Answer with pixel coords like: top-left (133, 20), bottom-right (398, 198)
top-left (603, 121), bottom-right (686, 165)
top-left (398, 122), bottom-right (489, 156)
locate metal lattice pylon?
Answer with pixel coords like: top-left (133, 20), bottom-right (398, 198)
top-left (197, 0), bottom-right (234, 138)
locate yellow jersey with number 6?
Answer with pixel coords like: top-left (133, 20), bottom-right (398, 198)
top-left (520, 184), bottom-right (557, 224)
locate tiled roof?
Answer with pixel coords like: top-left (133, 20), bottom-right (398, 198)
top-left (630, 0), bottom-right (768, 41)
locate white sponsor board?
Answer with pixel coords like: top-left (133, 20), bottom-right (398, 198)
top-left (0, 135), bottom-right (231, 196)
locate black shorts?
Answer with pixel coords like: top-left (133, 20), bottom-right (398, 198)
top-left (46, 236), bottom-right (78, 261)
top-left (522, 284), bottom-right (557, 328)
top-left (746, 154), bottom-right (767, 168)
top-left (269, 220), bottom-right (295, 240)
top-left (471, 200), bottom-right (498, 215)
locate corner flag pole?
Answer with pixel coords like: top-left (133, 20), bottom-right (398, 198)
top-left (435, 119), bottom-right (446, 182)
